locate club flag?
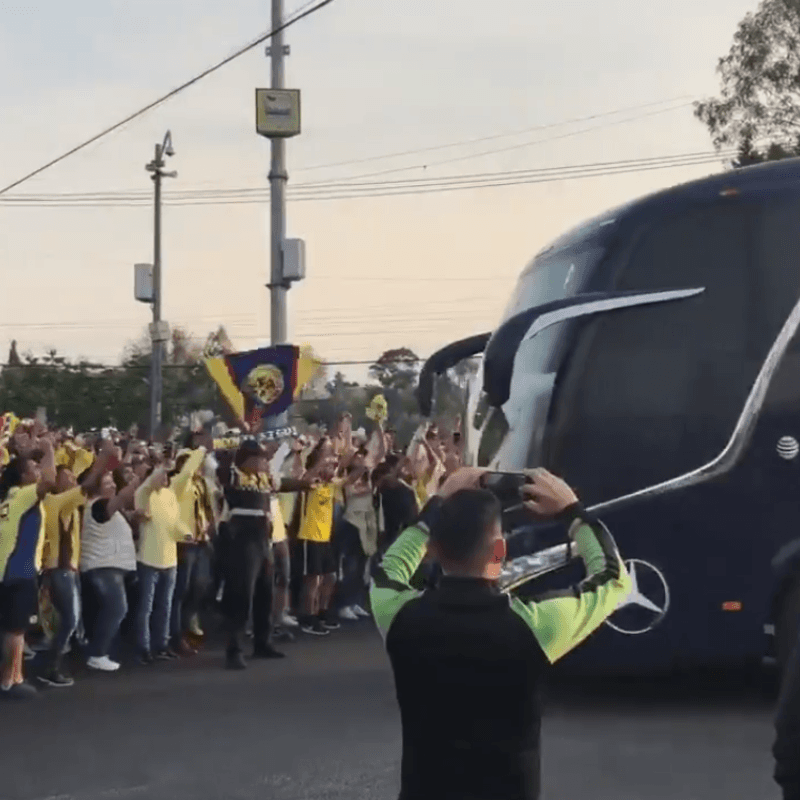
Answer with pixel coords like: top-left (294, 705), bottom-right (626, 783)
top-left (204, 345), bottom-right (303, 428)
top-left (297, 343), bottom-right (323, 394)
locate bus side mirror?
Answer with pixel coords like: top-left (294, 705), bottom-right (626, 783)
top-left (416, 333), bottom-right (491, 417)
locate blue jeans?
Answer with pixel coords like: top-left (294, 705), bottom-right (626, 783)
top-left (85, 568), bottom-right (129, 659)
top-left (136, 564), bottom-right (177, 654)
top-left (47, 569), bottom-right (81, 662)
top-left (171, 545), bottom-right (210, 641)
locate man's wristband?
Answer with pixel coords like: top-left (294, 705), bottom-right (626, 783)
top-left (557, 501), bottom-right (597, 528)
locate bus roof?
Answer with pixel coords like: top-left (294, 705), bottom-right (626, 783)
top-left (535, 157), bottom-right (800, 258)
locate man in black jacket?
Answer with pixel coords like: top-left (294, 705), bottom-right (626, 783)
top-left (371, 467), bottom-right (631, 800)
top-left (775, 632), bottom-right (800, 800)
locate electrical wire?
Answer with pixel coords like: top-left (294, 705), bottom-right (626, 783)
top-left (0, 97), bottom-right (704, 205)
top-left (298, 101), bottom-right (698, 186)
top-left (0, 0), bottom-right (336, 196)
top-left (290, 96), bottom-right (697, 174)
top-left (0, 355), bottom-right (475, 369)
top-left (1, 148), bottom-right (735, 202)
top-left (0, 149), bottom-right (737, 208)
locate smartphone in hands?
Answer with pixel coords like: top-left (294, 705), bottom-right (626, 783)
top-left (479, 472), bottom-right (532, 505)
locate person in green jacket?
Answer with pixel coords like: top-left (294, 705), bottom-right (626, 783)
top-left (370, 466), bottom-right (632, 800)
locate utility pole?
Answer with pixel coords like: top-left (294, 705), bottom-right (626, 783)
top-left (256, 4), bottom-right (303, 435)
top-left (269, 0), bottom-right (288, 346)
top-left (145, 131), bottom-right (177, 440)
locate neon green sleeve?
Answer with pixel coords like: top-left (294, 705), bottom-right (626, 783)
top-left (510, 520), bottom-right (632, 664)
top-left (370, 525), bottom-right (429, 640)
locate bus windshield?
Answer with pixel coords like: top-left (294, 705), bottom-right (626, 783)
top-left (501, 242), bottom-right (606, 323)
top-left (469, 239), bottom-right (610, 468)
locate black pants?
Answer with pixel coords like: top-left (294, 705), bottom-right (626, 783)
top-left (220, 523), bottom-right (274, 654)
top-left (335, 520), bottom-right (368, 609)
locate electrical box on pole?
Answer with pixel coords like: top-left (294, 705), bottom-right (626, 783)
top-left (134, 263), bottom-right (154, 303)
top-left (255, 88), bottom-right (301, 138)
top-left (282, 238), bottom-right (306, 282)
top-left (149, 321), bottom-right (170, 342)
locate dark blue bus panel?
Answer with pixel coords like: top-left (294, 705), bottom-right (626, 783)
top-left (425, 158), bottom-right (800, 674)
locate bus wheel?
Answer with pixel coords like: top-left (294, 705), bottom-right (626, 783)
top-left (777, 576), bottom-right (800, 678)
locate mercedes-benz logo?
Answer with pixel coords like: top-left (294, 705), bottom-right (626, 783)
top-left (605, 559), bottom-right (670, 635)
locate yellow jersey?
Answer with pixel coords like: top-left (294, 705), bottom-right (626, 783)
top-left (297, 484), bottom-right (335, 543)
top-left (271, 497), bottom-right (287, 543)
top-left (55, 445), bottom-right (94, 476)
top-left (41, 486), bottom-right (86, 571)
top-left (0, 484), bottom-right (46, 581)
top-left (173, 451), bottom-right (213, 543)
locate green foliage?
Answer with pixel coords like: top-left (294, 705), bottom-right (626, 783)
top-left (0, 334), bottom-right (475, 447)
top-left (292, 349), bottom-right (476, 447)
top-left (0, 328), bottom-right (223, 434)
top-left (695, 0), bottom-right (800, 166)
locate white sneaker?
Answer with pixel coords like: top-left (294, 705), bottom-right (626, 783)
top-left (23, 643), bottom-right (36, 661)
top-left (339, 606), bottom-right (359, 621)
top-left (87, 656), bottom-right (120, 672)
top-left (282, 613), bottom-right (299, 628)
top-left (352, 604), bottom-right (371, 618)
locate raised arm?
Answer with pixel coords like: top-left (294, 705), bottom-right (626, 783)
top-left (365, 421), bottom-right (387, 470)
top-left (134, 467), bottom-right (166, 512)
top-left (370, 468), bottom-right (486, 639)
top-left (35, 437), bottom-right (57, 500)
top-left (171, 447), bottom-right (206, 497)
top-left (510, 472), bottom-right (631, 664)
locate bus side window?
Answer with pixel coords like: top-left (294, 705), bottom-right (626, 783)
top-left (548, 202), bottom-right (756, 506)
top-left (751, 197), bottom-right (800, 418)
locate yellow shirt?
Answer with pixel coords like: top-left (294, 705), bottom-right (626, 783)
top-left (173, 450), bottom-right (212, 543)
top-left (278, 493), bottom-right (297, 536)
top-left (41, 486), bottom-right (86, 571)
top-left (271, 497), bottom-right (287, 543)
top-left (136, 449), bottom-right (204, 567)
top-left (297, 484), bottom-right (335, 543)
top-left (135, 486), bottom-right (191, 569)
top-left (0, 484), bottom-right (46, 580)
top-left (55, 445), bottom-right (94, 476)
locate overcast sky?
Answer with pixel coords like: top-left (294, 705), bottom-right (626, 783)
top-left (0, 0), bottom-right (756, 378)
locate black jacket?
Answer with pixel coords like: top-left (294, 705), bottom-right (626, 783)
top-left (775, 634), bottom-right (800, 800)
top-left (371, 500), bottom-right (631, 800)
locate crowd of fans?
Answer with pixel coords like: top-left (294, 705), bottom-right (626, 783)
top-left (0, 412), bottom-right (463, 698)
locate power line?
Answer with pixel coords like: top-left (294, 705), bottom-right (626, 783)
top-left (1, 148), bottom-right (733, 201)
top-left (284, 96), bottom-right (698, 174)
top-left (1, 96), bottom-right (702, 205)
top-left (299, 101), bottom-right (698, 185)
top-left (0, 356), bottom-right (465, 369)
top-left (0, 0), bottom-right (336, 196)
top-left (0, 149), bottom-right (737, 208)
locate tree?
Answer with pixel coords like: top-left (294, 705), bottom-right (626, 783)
top-left (0, 326), bottom-right (227, 435)
top-left (369, 347), bottom-right (420, 393)
top-left (695, 0), bottom-right (800, 166)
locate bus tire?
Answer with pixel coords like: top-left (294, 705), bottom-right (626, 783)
top-left (777, 576), bottom-right (800, 678)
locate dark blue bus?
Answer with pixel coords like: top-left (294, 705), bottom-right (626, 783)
top-left (419, 158), bottom-right (800, 675)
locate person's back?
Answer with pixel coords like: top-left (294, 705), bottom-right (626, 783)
top-left (774, 632), bottom-right (800, 800)
top-left (388, 579), bottom-right (548, 799)
top-left (371, 468), bottom-right (632, 800)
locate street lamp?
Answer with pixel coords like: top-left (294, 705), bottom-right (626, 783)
top-left (145, 131), bottom-right (177, 440)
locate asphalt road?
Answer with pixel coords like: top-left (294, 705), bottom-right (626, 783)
top-left (0, 623), bottom-right (782, 800)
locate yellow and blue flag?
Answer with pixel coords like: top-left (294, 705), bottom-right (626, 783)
top-left (205, 344), bottom-right (321, 428)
